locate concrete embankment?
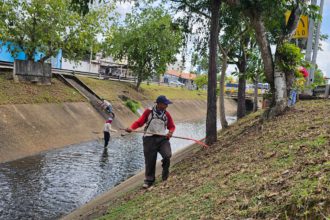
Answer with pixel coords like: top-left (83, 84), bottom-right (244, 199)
top-left (0, 99), bottom-right (237, 164)
top-left (0, 102), bottom-right (104, 163)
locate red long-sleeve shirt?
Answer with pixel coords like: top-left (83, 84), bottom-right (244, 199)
top-left (130, 109), bottom-right (175, 133)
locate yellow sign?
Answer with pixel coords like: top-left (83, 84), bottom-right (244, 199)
top-left (285, 11), bottom-right (309, 38)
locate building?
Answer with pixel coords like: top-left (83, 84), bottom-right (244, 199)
top-left (0, 41), bottom-right (62, 68)
top-left (61, 55), bottom-right (133, 79)
top-left (164, 69), bottom-right (197, 87)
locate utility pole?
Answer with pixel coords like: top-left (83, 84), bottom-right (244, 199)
top-left (305, 0), bottom-right (317, 86)
top-left (89, 46), bottom-right (93, 73)
top-left (310, 0), bottom-right (325, 83)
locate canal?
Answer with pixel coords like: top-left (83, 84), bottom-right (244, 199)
top-left (0, 117), bottom-right (236, 220)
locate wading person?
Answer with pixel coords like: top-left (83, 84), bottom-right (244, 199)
top-left (103, 116), bottom-right (117, 148)
top-left (125, 95), bottom-right (175, 189)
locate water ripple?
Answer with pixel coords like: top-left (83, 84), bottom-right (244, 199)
top-left (0, 118), bottom-right (236, 219)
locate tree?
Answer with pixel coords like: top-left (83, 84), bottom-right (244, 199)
top-left (245, 46), bottom-right (265, 112)
top-left (194, 74), bottom-right (208, 89)
top-left (69, 0), bottom-right (134, 15)
top-left (313, 69), bottom-right (326, 86)
top-left (218, 5), bottom-right (256, 121)
top-left (191, 52), bottom-right (209, 74)
top-left (0, 0), bottom-right (112, 63)
top-left (104, 7), bottom-right (183, 90)
top-left (205, 0), bottom-right (221, 145)
top-left (223, 0), bottom-right (312, 118)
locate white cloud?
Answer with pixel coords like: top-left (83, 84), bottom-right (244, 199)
top-left (115, 2), bottom-right (133, 16)
top-left (226, 64), bottom-right (237, 75)
top-left (316, 40), bottom-right (330, 78)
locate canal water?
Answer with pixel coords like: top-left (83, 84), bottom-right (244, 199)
top-left (0, 117), bottom-right (236, 220)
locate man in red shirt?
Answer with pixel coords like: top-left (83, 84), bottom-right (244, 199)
top-left (126, 95), bottom-right (175, 189)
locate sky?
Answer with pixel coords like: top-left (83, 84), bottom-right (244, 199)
top-left (317, 0), bottom-right (330, 79)
top-left (116, 1), bottom-right (330, 78)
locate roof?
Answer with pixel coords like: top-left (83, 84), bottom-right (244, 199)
top-left (166, 69), bottom-right (197, 80)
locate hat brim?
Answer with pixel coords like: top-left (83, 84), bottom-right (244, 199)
top-left (164, 100), bottom-right (173, 105)
top-left (156, 100), bottom-right (173, 105)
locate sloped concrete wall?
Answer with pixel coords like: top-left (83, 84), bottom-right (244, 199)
top-left (0, 99), bottom-right (237, 163)
top-left (0, 102), bottom-right (104, 163)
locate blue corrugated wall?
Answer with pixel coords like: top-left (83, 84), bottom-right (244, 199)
top-left (0, 41), bottom-right (62, 68)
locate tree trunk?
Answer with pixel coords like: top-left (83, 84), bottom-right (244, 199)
top-left (286, 71), bottom-right (295, 96)
top-left (253, 75), bottom-right (259, 112)
top-left (206, 0), bottom-right (221, 145)
top-left (248, 12), bottom-right (274, 89)
top-left (266, 72), bottom-right (287, 117)
top-left (136, 74), bottom-right (143, 91)
top-left (219, 51), bottom-right (228, 128)
top-left (237, 73), bottom-right (246, 119)
top-left (223, 1), bottom-right (305, 119)
top-left (247, 11), bottom-right (279, 118)
top-left (236, 50), bottom-right (247, 119)
top-left (267, 54), bottom-right (288, 117)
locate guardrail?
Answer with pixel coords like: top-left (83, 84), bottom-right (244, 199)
top-left (0, 61), bottom-right (14, 69)
top-left (313, 84), bottom-right (330, 98)
top-left (0, 62), bottom-right (136, 82)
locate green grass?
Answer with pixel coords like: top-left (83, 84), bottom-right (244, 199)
top-left (98, 100), bottom-right (330, 220)
top-left (0, 72), bottom-right (85, 104)
top-left (140, 83), bottom-right (207, 100)
top-left (124, 99), bottom-right (141, 114)
top-left (78, 76), bottom-right (207, 102)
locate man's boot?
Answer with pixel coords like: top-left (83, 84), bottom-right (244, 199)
top-left (161, 158), bottom-right (170, 181)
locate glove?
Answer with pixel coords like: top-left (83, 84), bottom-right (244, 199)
top-left (166, 131), bottom-right (173, 139)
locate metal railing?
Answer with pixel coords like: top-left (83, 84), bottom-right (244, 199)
top-left (0, 61), bottom-right (136, 82)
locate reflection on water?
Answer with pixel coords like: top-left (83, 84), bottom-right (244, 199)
top-left (0, 117), bottom-right (236, 220)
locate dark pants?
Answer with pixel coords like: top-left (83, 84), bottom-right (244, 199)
top-left (104, 131), bottom-right (110, 147)
top-left (143, 136), bottom-right (172, 185)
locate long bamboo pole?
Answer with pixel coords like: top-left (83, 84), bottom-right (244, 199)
top-left (120, 129), bottom-right (209, 148)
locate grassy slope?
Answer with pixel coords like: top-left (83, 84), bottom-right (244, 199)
top-left (78, 76), bottom-right (207, 102)
top-left (0, 72), bottom-right (85, 104)
top-left (0, 72), bottom-right (205, 105)
top-left (99, 100), bottom-right (330, 219)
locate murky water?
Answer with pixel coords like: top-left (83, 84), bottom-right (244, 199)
top-left (0, 117), bottom-right (236, 220)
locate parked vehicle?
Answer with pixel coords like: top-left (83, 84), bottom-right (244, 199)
top-left (169, 80), bottom-right (185, 86)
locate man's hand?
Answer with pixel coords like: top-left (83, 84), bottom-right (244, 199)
top-left (166, 131), bottom-right (173, 139)
top-left (125, 127), bottom-right (133, 133)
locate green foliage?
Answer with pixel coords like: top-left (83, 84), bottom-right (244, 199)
top-left (194, 74), bottom-right (208, 89)
top-left (69, 0), bottom-right (101, 15)
top-left (225, 75), bottom-right (236, 84)
top-left (125, 99), bottom-right (141, 114)
top-left (104, 7), bottom-right (183, 89)
top-left (313, 69), bottom-right (327, 86)
top-left (191, 52), bottom-right (209, 74)
top-left (277, 43), bottom-right (304, 73)
top-left (0, 0), bottom-right (113, 62)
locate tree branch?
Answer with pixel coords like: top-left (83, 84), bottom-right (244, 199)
top-left (171, 0), bottom-right (211, 19)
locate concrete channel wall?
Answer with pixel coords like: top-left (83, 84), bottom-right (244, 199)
top-left (0, 99), bottom-right (237, 164)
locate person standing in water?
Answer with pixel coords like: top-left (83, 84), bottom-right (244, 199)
top-left (103, 116), bottom-right (117, 148)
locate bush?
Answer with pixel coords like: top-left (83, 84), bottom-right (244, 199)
top-left (125, 99), bottom-right (141, 114)
top-left (277, 43), bottom-right (303, 73)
